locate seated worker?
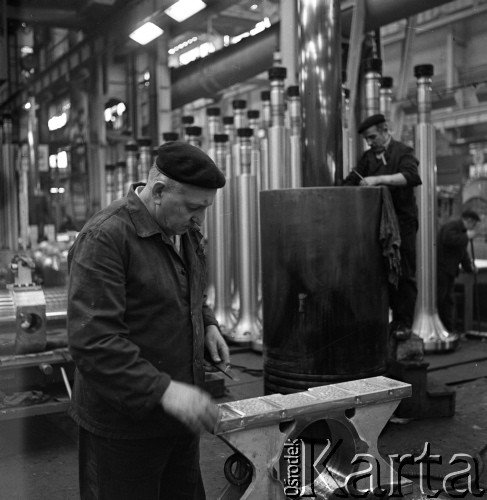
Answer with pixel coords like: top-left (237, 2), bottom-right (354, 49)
top-left (342, 114), bottom-right (422, 339)
top-left (67, 141), bottom-right (230, 500)
top-left (437, 209), bottom-right (480, 332)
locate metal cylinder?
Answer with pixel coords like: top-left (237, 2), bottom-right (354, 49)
top-left (412, 64), bottom-right (458, 352)
top-left (232, 100), bottom-right (247, 131)
top-left (125, 141), bottom-right (139, 185)
top-left (342, 86), bottom-right (353, 178)
top-left (298, 0), bottom-right (342, 187)
top-left (229, 128), bottom-right (261, 344)
top-left (105, 164), bottom-right (116, 206)
top-left (162, 132), bottom-right (179, 142)
top-left (137, 137), bottom-right (152, 181)
top-left (186, 126), bottom-right (202, 148)
top-left (287, 85), bottom-right (302, 189)
top-left (259, 91), bottom-right (271, 192)
top-left (19, 143), bottom-right (30, 250)
top-left (181, 115), bottom-right (194, 142)
top-left (268, 66), bottom-right (288, 189)
top-left (380, 76), bottom-right (394, 122)
top-left (364, 58), bottom-right (383, 117)
top-left (206, 107), bottom-right (221, 156)
top-left (114, 160), bottom-right (126, 200)
top-left (212, 134), bottom-right (236, 334)
top-left (261, 188), bottom-right (388, 393)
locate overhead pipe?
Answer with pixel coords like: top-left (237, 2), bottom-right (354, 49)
top-left (170, 0), bottom-right (455, 110)
top-left (412, 64), bottom-right (458, 353)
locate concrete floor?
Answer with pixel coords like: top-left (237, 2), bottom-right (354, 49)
top-left (1, 335), bottom-right (487, 499)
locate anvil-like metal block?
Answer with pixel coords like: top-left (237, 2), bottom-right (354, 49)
top-left (214, 376), bottom-right (412, 500)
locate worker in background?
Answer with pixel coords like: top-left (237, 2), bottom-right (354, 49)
top-left (67, 141), bottom-right (230, 500)
top-left (437, 209), bottom-right (480, 332)
top-left (342, 114), bottom-right (422, 340)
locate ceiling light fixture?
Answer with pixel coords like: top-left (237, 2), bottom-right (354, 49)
top-left (164, 0), bottom-right (206, 23)
top-left (129, 22), bottom-right (164, 45)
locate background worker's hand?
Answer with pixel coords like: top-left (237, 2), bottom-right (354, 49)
top-left (205, 325), bottom-right (230, 366)
top-left (359, 176), bottom-right (381, 186)
top-left (160, 380), bottom-right (220, 434)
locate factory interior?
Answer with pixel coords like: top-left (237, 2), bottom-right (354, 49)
top-left (1, 0), bottom-right (487, 498)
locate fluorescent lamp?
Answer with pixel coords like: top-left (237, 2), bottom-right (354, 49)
top-left (129, 22), bottom-right (164, 45)
top-left (165, 0), bottom-right (206, 22)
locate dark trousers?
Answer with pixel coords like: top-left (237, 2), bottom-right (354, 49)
top-left (437, 272), bottom-right (455, 332)
top-left (389, 222), bottom-right (418, 329)
top-left (78, 426), bottom-right (206, 500)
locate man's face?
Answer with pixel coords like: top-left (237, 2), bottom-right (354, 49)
top-left (156, 183), bottom-right (216, 236)
top-left (362, 125), bottom-right (389, 152)
top-left (464, 218), bottom-right (478, 231)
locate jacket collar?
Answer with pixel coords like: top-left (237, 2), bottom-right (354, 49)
top-left (126, 183), bottom-right (205, 252)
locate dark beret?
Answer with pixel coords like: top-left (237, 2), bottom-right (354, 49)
top-left (358, 113), bottom-right (386, 134)
top-left (155, 141), bottom-right (225, 189)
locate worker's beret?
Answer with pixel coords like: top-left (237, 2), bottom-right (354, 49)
top-left (358, 113), bottom-right (386, 134)
top-left (155, 141), bottom-right (225, 189)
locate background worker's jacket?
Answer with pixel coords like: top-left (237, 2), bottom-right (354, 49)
top-left (437, 219), bottom-right (475, 278)
top-left (342, 139), bottom-right (422, 230)
top-left (67, 184), bottom-right (218, 439)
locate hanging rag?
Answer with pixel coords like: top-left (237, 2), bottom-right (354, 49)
top-left (379, 187), bottom-right (401, 288)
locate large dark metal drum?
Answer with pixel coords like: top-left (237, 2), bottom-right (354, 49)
top-left (260, 187), bottom-right (389, 393)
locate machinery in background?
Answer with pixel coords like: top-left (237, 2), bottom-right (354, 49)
top-left (0, 254), bottom-right (72, 421)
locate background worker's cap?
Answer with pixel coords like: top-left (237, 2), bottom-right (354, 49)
top-left (358, 113), bottom-right (386, 134)
top-left (155, 141), bottom-right (226, 189)
top-left (462, 209), bottom-right (481, 222)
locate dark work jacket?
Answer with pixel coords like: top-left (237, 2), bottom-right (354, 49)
top-left (343, 139), bottom-right (422, 229)
top-left (67, 183), bottom-right (218, 438)
top-left (437, 219), bottom-right (474, 278)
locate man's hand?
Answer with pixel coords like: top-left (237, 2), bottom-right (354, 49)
top-left (160, 380), bottom-right (220, 434)
top-left (205, 325), bottom-right (230, 366)
top-left (359, 176), bottom-right (381, 186)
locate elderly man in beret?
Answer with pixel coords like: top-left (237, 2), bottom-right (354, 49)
top-left (67, 141), bottom-right (230, 500)
top-left (343, 114), bottom-right (422, 340)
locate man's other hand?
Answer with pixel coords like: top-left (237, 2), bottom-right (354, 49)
top-left (205, 325), bottom-right (230, 366)
top-left (160, 380), bottom-right (220, 434)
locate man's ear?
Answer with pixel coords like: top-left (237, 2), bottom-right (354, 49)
top-left (151, 180), bottom-right (166, 204)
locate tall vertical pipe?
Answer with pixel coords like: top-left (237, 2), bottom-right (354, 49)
top-left (1, 113), bottom-right (18, 250)
top-left (18, 143), bottom-right (30, 250)
top-left (298, 0), bottom-right (342, 187)
top-left (212, 134), bottom-right (236, 335)
top-left (287, 85), bottom-right (302, 188)
top-left (412, 64), bottom-right (458, 352)
top-left (268, 66), bottom-right (288, 189)
top-left (232, 100), bottom-right (247, 131)
top-left (259, 91), bottom-right (271, 192)
top-left (342, 86), bottom-right (353, 178)
top-left (364, 58), bottom-right (383, 117)
top-left (223, 115), bottom-right (239, 311)
top-left (230, 128), bottom-right (261, 344)
top-left (247, 110), bottom-right (261, 179)
top-left (380, 76), bottom-right (394, 123)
